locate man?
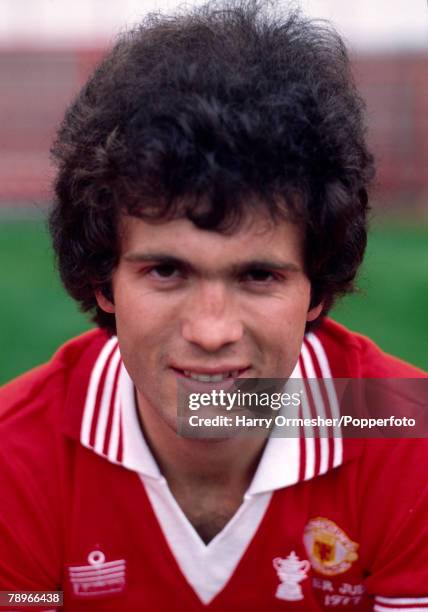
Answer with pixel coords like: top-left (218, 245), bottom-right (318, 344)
top-left (1, 1), bottom-right (427, 610)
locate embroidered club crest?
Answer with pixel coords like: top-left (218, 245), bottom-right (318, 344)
top-left (68, 550), bottom-right (126, 597)
top-left (273, 551), bottom-right (310, 601)
top-left (303, 517), bottom-right (358, 576)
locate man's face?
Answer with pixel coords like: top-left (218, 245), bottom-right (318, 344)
top-left (97, 212), bottom-right (322, 432)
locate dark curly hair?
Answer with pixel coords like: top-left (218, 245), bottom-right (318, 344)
top-left (49, 0), bottom-right (375, 334)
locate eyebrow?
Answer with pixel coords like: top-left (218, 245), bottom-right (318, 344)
top-left (122, 252), bottom-right (301, 274)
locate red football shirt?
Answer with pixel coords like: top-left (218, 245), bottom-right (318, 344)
top-left (0, 318), bottom-right (427, 611)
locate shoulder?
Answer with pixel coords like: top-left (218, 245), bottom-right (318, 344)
top-left (312, 317), bottom-right (426, 378)
top-left (308, 319), bottom-right (427, 475)
top-left (0, 328), bottom-right (111, 439)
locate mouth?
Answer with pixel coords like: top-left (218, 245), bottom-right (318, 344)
top-left (171, 367), bottom-right (250, 382)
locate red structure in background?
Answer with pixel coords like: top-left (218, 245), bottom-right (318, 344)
top-left (0, 47), bottom-right (427, 209)
top-left (0, 48), bottom-right (105, 206)
top-left (354, 55), bottom-right (428, 208)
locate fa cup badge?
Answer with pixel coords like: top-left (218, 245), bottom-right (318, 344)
top-left (273, 551), bottom-right (310, 601)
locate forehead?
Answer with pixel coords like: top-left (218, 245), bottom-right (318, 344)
top-left (119, 213), bottom-right (305, 265)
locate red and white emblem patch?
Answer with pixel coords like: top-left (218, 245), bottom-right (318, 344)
top-left (304, 517), bottom-right (359, 576)
top-left (67, 550), bottom-right (126, 598)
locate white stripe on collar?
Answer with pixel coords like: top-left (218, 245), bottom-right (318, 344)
top-left (80, 332), bottom-right (343, 486)
top-left (306, 332), bottom-right (343, 468)
top-left (81, 336), bottom-right (119, 448)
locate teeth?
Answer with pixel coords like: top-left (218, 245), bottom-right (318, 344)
top-left (183, 370), bottom-right (240, 382)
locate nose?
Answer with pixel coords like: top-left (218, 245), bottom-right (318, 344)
top-left (181, 281), bottom-right (244, 352)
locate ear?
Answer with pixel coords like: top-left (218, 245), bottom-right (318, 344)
top-left (95, 289), bottom-right (115, 314)
top-left (306, 301), bottom-right (323, 323)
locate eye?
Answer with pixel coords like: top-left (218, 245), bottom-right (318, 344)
top-left (243, 268), bottom-right (276, 283)
top-left (148, 264), bottom-right (181, 280)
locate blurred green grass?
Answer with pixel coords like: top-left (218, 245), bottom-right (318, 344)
top-left (0, 217), bottom-right (427, 385)
top-left (0, 218), bottom-right (92, 385)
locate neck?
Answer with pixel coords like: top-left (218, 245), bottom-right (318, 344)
top-left (135, 389), bottom-right (267, 492)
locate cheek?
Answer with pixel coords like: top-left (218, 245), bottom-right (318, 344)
top-left (114, 282), bottom-right (174, 331)
top-left (246, 290), bottom-right (310, 361)
top-left (113, 285), bottom-right (178, 369)
top-left (248, 287), bottom-right (311, 330)
top-left (260, 310), bottom-right (307, 350)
